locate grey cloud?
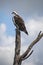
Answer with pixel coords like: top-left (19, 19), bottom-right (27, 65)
top-left (0, 0), bottom-right (43, 17)
top-left (35, 62), bottom-right (43, 65)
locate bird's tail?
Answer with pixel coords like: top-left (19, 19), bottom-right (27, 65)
top-left (25, 30), bottom-right (28, 35)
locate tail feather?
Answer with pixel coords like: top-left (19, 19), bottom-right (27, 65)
top-left (25, 30), bottom-right (28, 35)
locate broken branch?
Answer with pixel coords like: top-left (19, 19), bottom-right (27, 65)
top-left (20, 31), bottom-right (43, 61)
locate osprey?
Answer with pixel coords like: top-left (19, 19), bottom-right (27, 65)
top-left (12, 11), bottom-right (28, 35)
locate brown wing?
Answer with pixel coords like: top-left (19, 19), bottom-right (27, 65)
top-left (14, 16), bottom-right (26, 31)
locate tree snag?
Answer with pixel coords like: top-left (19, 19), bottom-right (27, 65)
top-left (13, 30), bottom-right (43, 65)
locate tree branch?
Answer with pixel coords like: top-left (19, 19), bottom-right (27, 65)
top-left (20, 31), bottom-right (43, 61)
top-left (21, 50), bottom-right (34, 61)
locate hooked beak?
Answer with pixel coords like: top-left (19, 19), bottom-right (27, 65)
top-left (12, 11), bottom-right (17, 15)
top-left (12, 12), bottom-right (15, 14)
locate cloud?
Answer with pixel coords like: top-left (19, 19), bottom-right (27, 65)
top-left (0, 23), bottom-right (6, 35)
top-left (0, 46), bottom-right (14, 65)
top-left (21, 17), bottom-right (43, 65)
top-left (0, 23), bottom-right (15, 65)
top-left (0, 23), bottom-right (15, 46)
top-left (26, 17), bottom-right (43, 36)
top-left (22, 61), bottom-right (35, 65)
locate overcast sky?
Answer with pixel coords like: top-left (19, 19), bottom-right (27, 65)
top-left (0, 0), bottom-right (43, 65)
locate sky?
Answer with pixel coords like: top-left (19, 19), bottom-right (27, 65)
top-left (0, 0), bottom-right (43, 65)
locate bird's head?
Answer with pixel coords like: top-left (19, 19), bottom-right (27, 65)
top-left (12, 11), bottom-right (18, 16)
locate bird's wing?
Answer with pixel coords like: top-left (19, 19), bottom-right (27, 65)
top-left (18, 18), bottom-right (25, 29)
top-left (17, 17), bottom-right (26, 30)
top-left (14, 15), bottom-right (25, 25)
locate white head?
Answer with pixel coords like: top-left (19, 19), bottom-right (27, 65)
top-left (12, 11), bottom-right (18, 15)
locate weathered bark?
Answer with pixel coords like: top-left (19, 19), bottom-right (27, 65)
top-left (13, 29), bottom-right (21, 65)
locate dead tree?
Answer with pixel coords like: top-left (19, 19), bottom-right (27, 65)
top-left (13, 29), bottom-right (43, 65)
top-left (12, 11), bottom-right (43, 65)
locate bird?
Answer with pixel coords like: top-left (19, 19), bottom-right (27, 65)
top-left (12, 11), bottom-right (28, 35)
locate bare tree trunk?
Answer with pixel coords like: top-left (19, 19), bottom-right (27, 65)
top-left (13, 29), bottom-right (21, 65)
